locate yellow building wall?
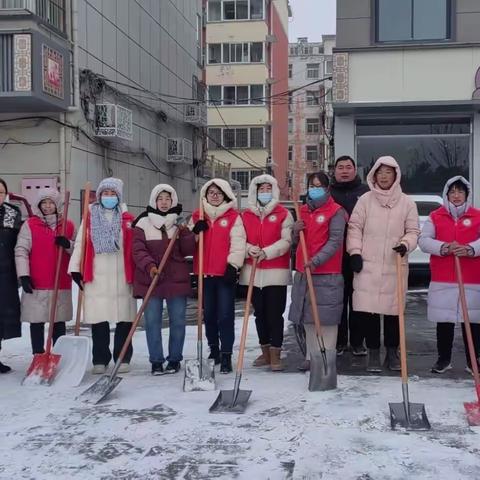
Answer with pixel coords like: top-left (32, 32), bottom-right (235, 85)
top-left (209, 148), bottom-right (268, 170)
top-left (206, 21), bottom-right (268, 43)
top-left (207, 106), bottom-right (269, 126)
top-left (206, 64), bottom-right (268, 85)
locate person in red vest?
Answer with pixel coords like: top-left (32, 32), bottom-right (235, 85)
top-left (189, 178), bottom-right (246, 374)
top-left (69, 178), bottom-right (137, 375)
top-left (289, 172), bottom-right (347, 372)
top-left (419, 176), bottom-right (480, 374)
top-left (240, 174), bottom-right (293, 371)
top-left (15, 188), bottom-right (76, 354)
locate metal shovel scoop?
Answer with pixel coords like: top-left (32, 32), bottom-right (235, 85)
top-left (389, 255), bottom-right (431, 430)
top-left (209, 258), bottom-right (258, 413)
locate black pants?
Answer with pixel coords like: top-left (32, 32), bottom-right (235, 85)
top-left (91, 321), bottom-right (133, 366)
top-left (437, 322), bottom-right (480, 366)
top-left (337, 268), bottom-right (365, 348)
top-left (252, 285), bottom-right (287, 348)
top-left (358, 312), bottom-right (399, 349)
top-left (30, 322), bottom-right (66, 354)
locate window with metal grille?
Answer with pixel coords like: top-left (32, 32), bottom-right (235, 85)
top-left (208, 128), bottom-right (222, 149)
top-left (306, 118), bottom-right (320, 134)
top-left (288, 118), bottom-right (293, 134)
top-left (306, 91), bottom-right (319, 106)
top-left (208, 85), bottom-right (222, 105)
top-left (288, 64), bottom-right (292, 79)
top-left (208, 44), bottom-right (222, 64)
top-left (250, 128), bottom-right (264, 148)
top-left (288, 145), bottom-right (293, 162)
top-left (0, 34), bottom-right (14, 93)
top-left (306, 63), bottom-right (319, 79)
top-left (306, 145), bottom-right (318, 161)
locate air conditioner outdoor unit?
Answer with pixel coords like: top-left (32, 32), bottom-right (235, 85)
top-left (168, 138), bottom-right (193, 164)
top-left (95, 103), bottom-right (133, 141)
top-left (184, 103), bottom-right (207, 126)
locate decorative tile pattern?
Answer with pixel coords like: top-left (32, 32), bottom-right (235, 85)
top-left (42, 44), bottom-right (64, 99)
top-left (333, 52), bottom-right (349, 103)
top-left (14, 34), bottom-right (32, 92)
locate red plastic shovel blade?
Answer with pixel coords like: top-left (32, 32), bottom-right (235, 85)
top-left (464, 401), bottom-right (480, 427)
top-left (22, 353), bottom-right (61, 386)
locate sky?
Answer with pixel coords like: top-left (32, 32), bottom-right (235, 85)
top-left (288, 0), bottom-right (336, 43)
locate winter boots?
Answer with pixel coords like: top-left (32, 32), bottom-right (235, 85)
top-left (384, 347), bottom-right (401, 371)
top-left (366, 349), bottom-right (382, 373)
top-left (253, 344), bottom-right (271, 367)
top-left (220, 353), bottom-right (232, 374)
top-left (431, 357), bottom-right (452, 374)
top-left (208, 345), bottom-right (221, 365)
top-left (269, 347), bottom-right (284, 372)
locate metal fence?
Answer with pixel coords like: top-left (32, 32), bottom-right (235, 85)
top-left (0, 0), bottom-right (65, 32)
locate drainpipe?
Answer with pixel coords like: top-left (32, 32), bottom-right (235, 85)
top-left (68, 0), bottom-right (79, 112)
top-left (59, 113), bottom-right (67, 193)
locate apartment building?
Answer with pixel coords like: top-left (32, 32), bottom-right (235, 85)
top-left (288, 35), bottom-right (334, 201)
top-left (0, 0), bottom-right (206, 219)
top-left (334, 0), bottom-right (480, 203)
top-left (205, 0), bottom-right (290, 204)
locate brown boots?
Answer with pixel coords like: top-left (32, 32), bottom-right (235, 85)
top-left (252, 345), bottom-right (284, 371)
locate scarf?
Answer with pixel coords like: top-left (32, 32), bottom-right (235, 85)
top-left (0, 202), bottom-right (21, 230)
top-left (447, 201), bottom-right (467, 220)
top-left (90, 203), bottom-right (122, 254)
top-left (133, 204), bottom-right (182, 229)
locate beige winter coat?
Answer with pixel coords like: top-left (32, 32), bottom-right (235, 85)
top-left (239, 174), bottom-right (293, 288)
top-left (347, 156), bottom-right (420, 316)
top-left (68, 204), bottom-right (137, 325)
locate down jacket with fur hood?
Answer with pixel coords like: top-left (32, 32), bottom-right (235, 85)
top-left (347, 156), bottom-right (420, 316)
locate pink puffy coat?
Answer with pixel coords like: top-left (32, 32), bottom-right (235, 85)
top-left (347, 156), bottom-right (420, 316)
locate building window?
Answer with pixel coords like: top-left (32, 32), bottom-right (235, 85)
top-left (250, 127), bottom-right (264, 148)
top-left (306, 145), bottom-right (318, 161)
top-left (288, 145), bottom-right (293, 162)
top-left (232, 169), bottom-right (263, 190)
top-left (288, 64), bottom-right (292, 79)
top-left (376, 0), bottom-right (451, 43)
top-left (306, 63), bottom-right (320, 79)
top-left (209, 85), bottom-right (264, 105)
top-left (250, 42), bottom-right (263, 62)
top-left (208, 44), bottom-right (222, 64)
top-left (306, 118), bottom-right (320, 134)
top-left (208, 127), bottom-right (265, 149)
top-left (212, 42), bottom-right (263, 64)
top-left (355, 118), bottom-right (470, 194)
top-left (306, 90), bottom-right (319, 106)
top-left (208, 0), bottom-right (264, 22)
top-left (289, 46), bottom-right (298, 56)
top-left (324, 59), bottom-right (333, 75)
top-left (208, 1), bottom-right (222, 21)
top-left (208, 85), bottom-right (222, 105)
top-left (250, 0), bottom-right (264, 19)
top-left (288, 118), bottom-right (293, 134)
top-left (325, 89), bottom-right (333, 102)
top-left (208, 127), bottom-right (222, 149)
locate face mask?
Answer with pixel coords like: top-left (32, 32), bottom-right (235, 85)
top-left (308, 187), bottom-right (326, 201)
top-left (258, 192), bottom-right (272, 205)
top-left (101, 196), bottom-right (119, 209)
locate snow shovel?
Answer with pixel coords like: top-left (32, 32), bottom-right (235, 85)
top-left (455, 256), bottom-right (480, 426)
top-left (294, 202), bottom-right (336, 392)
top-left (52, 183), bottom-right (92, 387)
top-left (184, 199), bottom-right (215, 392)
top-left (80, 227), bottom-right (180, 404)
top-left (389, 254), bottom-right (431, 430)
top-left (23, 191), bottom-right (71, 386)
top-left (209, 258), bottom-right (258, 413)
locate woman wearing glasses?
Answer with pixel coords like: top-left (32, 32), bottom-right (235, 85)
top-left (190, 179), bottom-right (246, 373)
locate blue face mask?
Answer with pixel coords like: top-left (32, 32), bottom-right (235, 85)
top-left (258, 192), bottom-right (273, 205)
top-left (308, 187), bottom-right (327, 201)
top-left (101, 196), bottom-right (119, 209)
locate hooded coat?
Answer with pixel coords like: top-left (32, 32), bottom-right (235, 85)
top-left (418, 176), bottom-right (480, 324)
top-left (189, 178), bottom-right (246, 274)
top-left (347, 156), bottom-right (420, 316)
top-left (239, 174), bottom-right (293, 288)
top-left (15, 188), bottom-right (76, 324)
top-left (132, 184), bottom-right (195, 299)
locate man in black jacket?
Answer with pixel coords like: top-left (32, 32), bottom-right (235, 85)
top-left (330, 156), bottom-right (369, 357)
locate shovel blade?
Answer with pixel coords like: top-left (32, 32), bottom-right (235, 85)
top-left (464, 401), bottom-right (480, 427)
top-left (79, 375), bottom-right (123, 404)
top-left (308, 349), bottom-right (337, 392)
top-left (389, 401), bottom-right (431, 430)
top-left (22, 352), bottom-right (61, 386)
top-left (183, 359), bottom-right (216, 392)
top-left (209, 389), bottom-right (252, 414)
top-left (52, 336), bottom-right (90, 387)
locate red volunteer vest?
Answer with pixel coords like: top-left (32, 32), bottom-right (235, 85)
top-left (242, 204), bottom-right (290, 270)
top-left (192, 207), bottom-right (239, 276)
top-left (83, 211), bottom-right (135, 284)
top-left (429, 206), bottom-right (480, 284)
top-left (295, 197), bottom-right (343, 274)
top-left (28, 216), bottom-right (75, 290)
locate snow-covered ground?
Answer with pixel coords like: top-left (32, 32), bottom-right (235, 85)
top-left (1, 317), bottom-right (480, 479)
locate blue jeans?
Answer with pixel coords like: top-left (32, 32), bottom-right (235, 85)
top-left (203, 276), bottom-right (235, 353)
top-left (144, 296), bottom-right (187, 363)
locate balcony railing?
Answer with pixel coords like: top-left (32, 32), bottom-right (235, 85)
top-left (0, 0), bottom-right (65, 32)
top-left (0, 34), bottom-right (14, 92)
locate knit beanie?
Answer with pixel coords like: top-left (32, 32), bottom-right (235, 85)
top-left (96, 177), bottom-right (123, 202)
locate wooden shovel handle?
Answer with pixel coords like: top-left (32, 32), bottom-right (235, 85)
top-left (293, 202), bottom-right (324, 338)
top-left (197, 197), bottom-right (205, 341)
top-left (74, 183), bottom-right (91, 336)
top-left (46, 190), bottom-right (70, 354)
top-left (235, 257), bottom-right (258, 374)
top-left (455, 256), bottom-right (480, 398)
top-left (395, 254), bottom-right (408, 384)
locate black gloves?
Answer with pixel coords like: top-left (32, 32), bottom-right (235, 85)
top-left (223, 264), bottom-right (238, 285)
top-left (350, 254), bottom-right (363, 273)
top-left (71, 272), bottom-right (84, 291)
top-left (192, 220), bottom-right (209, 234)
top-left (55, 235), bottom-right (71, 249)
top-left (20, 276), bottom-right (34, 294)
top-left (393, 244), bottom-right (408, 257)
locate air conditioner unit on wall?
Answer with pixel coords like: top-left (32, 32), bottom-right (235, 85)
top-left (168, 138), bottom-right (193, 164)
top-left (184, 103), bottom-right (207, 127)
top-left (95, 103), bottom-right (133, 141)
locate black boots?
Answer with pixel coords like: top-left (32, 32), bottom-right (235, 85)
top-left (220, 353), bottom-right (232, 374)
top-left (208, 345), bottom-right (221, 365)
top-left (0, 361), bottom-right (11, 374)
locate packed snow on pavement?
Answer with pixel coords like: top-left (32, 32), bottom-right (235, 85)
top-left (1, 316), bottom-right (480, 480)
